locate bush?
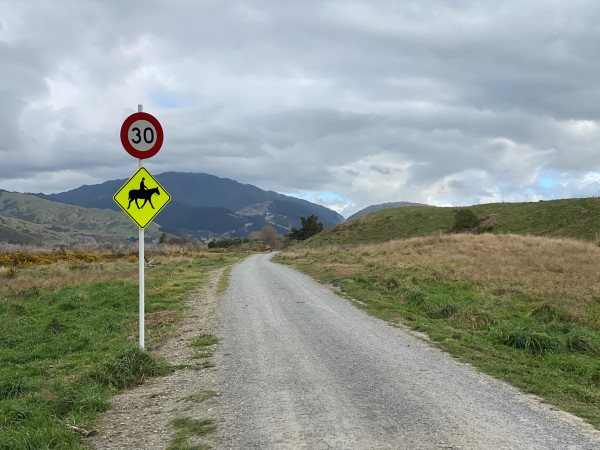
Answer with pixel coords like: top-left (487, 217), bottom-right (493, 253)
top-left (208, 238), bottom-right (249, 249)
top-left (453, 209), bottom-right (480, 231)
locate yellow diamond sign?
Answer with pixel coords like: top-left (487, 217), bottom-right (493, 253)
top-left (113, 167), bottom-right (171, 229)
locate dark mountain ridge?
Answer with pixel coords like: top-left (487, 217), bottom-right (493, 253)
top-left (33, 172), bottom-right (344, 239)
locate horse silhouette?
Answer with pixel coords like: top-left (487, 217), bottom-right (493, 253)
top-left (128, 187), bottom-right (160, 210)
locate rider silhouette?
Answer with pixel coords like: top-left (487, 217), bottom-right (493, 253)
top-left (128, 176), bottom-right (158, 210)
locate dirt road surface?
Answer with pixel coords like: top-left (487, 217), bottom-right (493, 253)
top-left (215, 253), bottom-right (600, 449)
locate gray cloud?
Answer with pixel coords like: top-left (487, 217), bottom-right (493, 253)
top-left (2, 0), bottom-right (600, 217)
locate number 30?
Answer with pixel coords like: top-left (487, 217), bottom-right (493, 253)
top-left (131, 127), bottom-right (155, 144)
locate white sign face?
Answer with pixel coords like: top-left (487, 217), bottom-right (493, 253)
top-left (120, 111), bottom-right (164, 159)
top-left (126, 119), bottom-right (158, 152)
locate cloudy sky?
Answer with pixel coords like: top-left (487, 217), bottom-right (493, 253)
top-left (2, 0), bottom-right (600, 217)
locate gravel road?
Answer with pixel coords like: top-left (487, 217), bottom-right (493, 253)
top-left (215, 253), bottom-right (600, 449)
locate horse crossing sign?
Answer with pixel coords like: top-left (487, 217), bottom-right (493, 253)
top-left (113, 167), bottom-right (171, 229)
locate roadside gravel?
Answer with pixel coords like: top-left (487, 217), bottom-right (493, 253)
top-left (214, 253), bottom-right (600, 449)
top-left (86, 267), bottom-right (226, 450)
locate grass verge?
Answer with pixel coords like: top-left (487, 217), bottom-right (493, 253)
top-left (0, 252), bottom-right (245, 449)
top-left (274, 234), bottom-right (600, 428)
top-left (216, 266), bottom-right (233, 296)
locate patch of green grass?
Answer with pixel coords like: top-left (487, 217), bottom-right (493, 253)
top-left (190, 351), bottom-right (213, 359)
top-left (190, 334), bottom-right (220, 348)
top-left (0, 376), bottom-right (38, 400)
top-left (172, 361), bottom-right (215, 371)
top-left (498, 328), bottom-right (563, 356)
top-left (184, 390), bottom-right (217, 403)
top-left (167, 417), bottom-right (216, 450)
top-left (188, 333), bottom-right (220, 365)
top-left (217, 266), bottom-right (233, 296)
top-left (0, 252), bottom-right (245, 449)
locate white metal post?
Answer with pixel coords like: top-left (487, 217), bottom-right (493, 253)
top-left (138, 104), bottom-right (145, 350)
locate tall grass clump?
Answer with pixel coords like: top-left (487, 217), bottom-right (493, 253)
top-left (566, 331), bottom-right (600, 355)
top-left (0, 377), bottom-right (38, 400)
top-left (90, 347), bottom-right (172, 389)
top-left (498, 328), bottom-right (563, 356)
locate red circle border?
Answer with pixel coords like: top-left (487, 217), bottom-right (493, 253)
top-left (120, 112), bottom-right (164, 159)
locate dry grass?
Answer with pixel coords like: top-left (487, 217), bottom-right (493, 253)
top-left (0, 245), bottom-right (230, 300)
top-left (0, 261), bottom-right (138, 299)
top-left (286, 234), bottom-right (600, 321)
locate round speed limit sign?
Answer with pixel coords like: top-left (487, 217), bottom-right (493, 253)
top-left (120, 112), bottom-right (164, 159)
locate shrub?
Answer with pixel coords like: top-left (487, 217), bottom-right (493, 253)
top-left (453, 208), bottom-right (480, 231)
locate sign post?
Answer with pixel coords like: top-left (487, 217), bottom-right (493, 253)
top-left (116, 104), bottom-right (167, 350)
top-left (138, 105), bottom-right (144, 351)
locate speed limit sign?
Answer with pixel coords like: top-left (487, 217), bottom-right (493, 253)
top-left (120, 112), bottom-right (164, 159)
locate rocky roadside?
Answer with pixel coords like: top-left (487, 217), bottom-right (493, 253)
top-left (86, 267), bottom-right (227, 450)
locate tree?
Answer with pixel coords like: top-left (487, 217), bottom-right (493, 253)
top-left (453, 208), bottom-right (480, 231)
top-left (260, 225), bottom-right (277, 247)
top-left (288, 215), bottom-right (323, 241)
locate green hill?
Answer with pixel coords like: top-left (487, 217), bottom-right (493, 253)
top-left (304, 197), bottom-right (600, 247)
top-left (0, 191), bottom-right (161, 247)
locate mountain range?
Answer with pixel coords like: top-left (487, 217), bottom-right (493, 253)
top-left (34, 172), bottom-right (344, 240)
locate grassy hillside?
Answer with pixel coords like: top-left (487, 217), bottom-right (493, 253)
top-left (306, 197), bottom-right (600, 247)
top-left (0, 191), bottom-right (161, 246)
top-left (347, 201), bottom-right (428, 221)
